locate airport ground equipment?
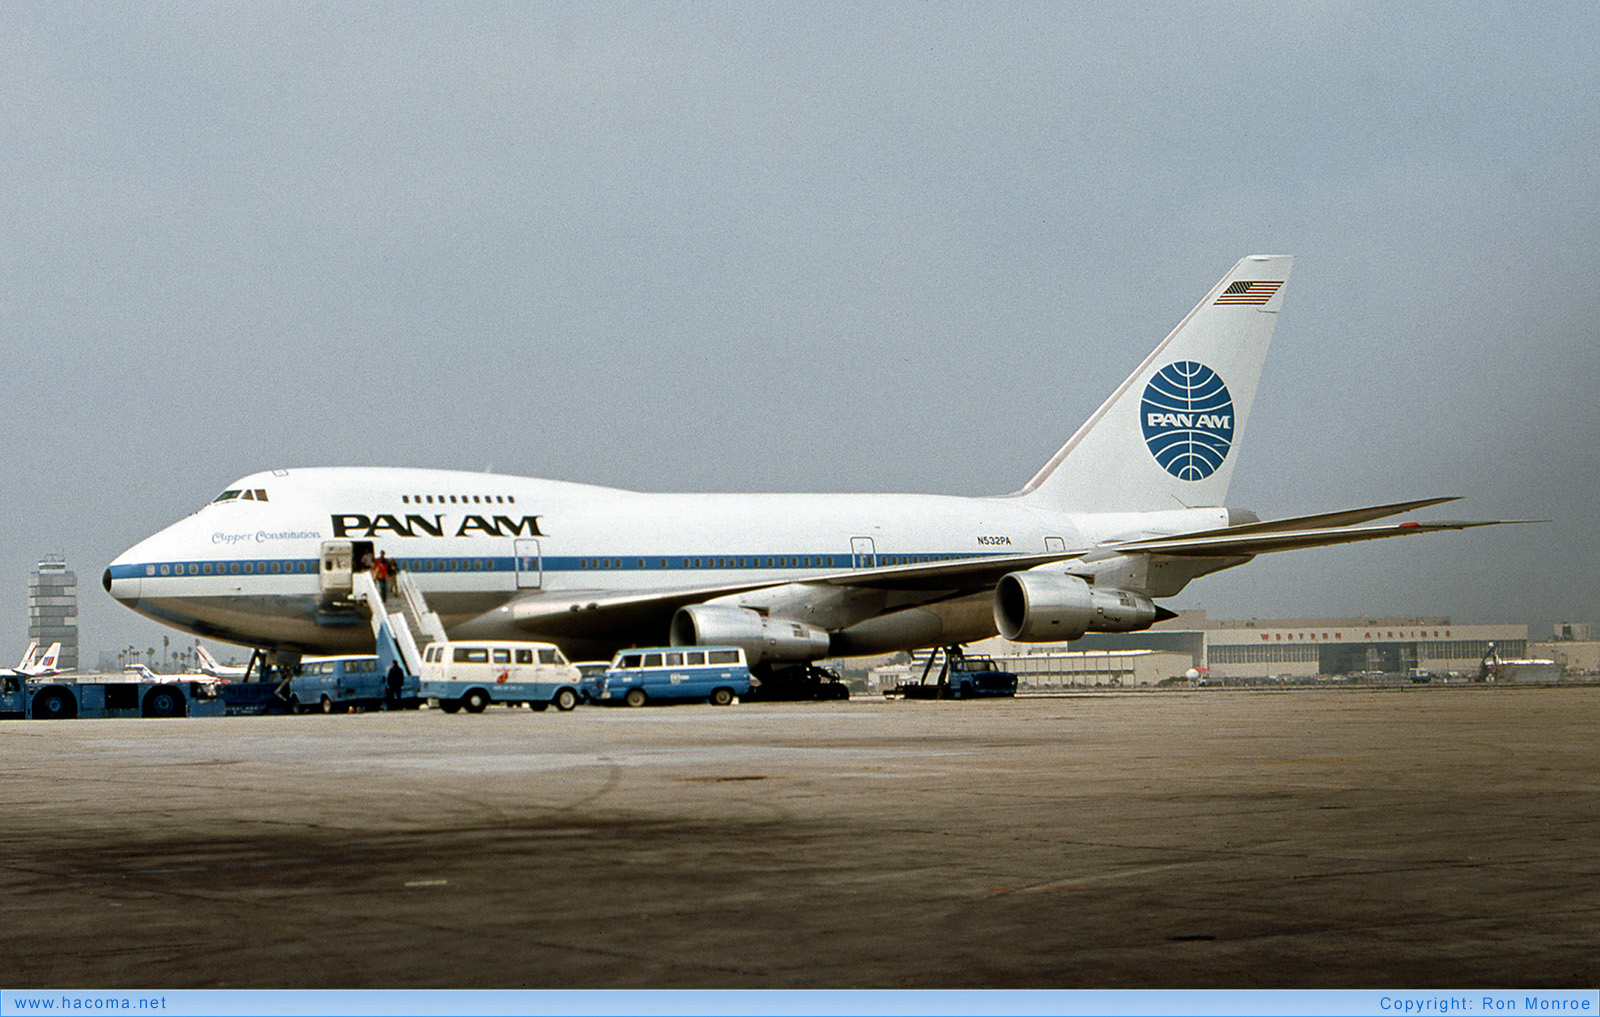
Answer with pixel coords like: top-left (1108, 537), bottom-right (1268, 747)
top-left (574, 661), bottom-right (610, 702)
top-left (887, 646), bottom-right (1018, 700)
top-left (220, 567), bottom-right (439, 715)
top-left (348, 569), bottom-right (441, 678)
top-left (221, 680), bottom-right (292, 715)
top-left (1, 673), bottom-right (226, 719)
top-left (743, 662), bottom-right (851, 701)
top-left (590, 647), bottom-right (753, 707)
top-left (288, 655), bottom-right (420, 713)
top-left (418, 639), bottom-right (583, 713)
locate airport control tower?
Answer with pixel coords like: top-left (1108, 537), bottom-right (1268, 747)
top-left (29, 555), bottom-right (77, 672)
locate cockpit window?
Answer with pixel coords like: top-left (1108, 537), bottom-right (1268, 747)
top-left (213, 490), bottom-right (242, 503)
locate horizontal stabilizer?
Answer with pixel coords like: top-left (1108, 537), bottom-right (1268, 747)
top-left (1110, 511), bottom-right (1533, 558)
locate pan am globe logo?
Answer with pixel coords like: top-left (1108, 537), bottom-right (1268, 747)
top-left (1140, 361), bottom-right (1235, 481)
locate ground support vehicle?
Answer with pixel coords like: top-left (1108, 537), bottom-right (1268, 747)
top-left (591, 647), bottom-right (753, 707)
top-left (418, 640), bottom-right (583, 713)
top-left (289, 655), bottom-right (420, 713)
top-left (889, 647), bottom-right (1018, 700)
top-left (744, 662), bottom-right (851, 701)
top-left (222, 680), bottom-right (292, 715)
top-left (575, 662), bottom-right (610, 702)
top-left (220, 568), bottom-right (439, 715)
top-left (1, 673), bottom-right (226, 720)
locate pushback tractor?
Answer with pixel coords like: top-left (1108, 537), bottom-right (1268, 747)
top-left (1, 672), bottom-right (226, 720)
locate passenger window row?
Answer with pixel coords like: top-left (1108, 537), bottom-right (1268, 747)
top-left (400, 494), bottom-right (516, 506)
top-left (578, 556), bottom-right (835, 570)
top-left (149, 561), bottom-right (313, 577)
top-left (397, 559), bottom-right (500, 573)
top-left (572, 555), bottom-right (960, 570)
top-left (148, 552), bottom-right (966, 580)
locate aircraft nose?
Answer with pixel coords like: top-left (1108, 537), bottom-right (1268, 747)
top-left (104, 559), bottom-right (142, 606)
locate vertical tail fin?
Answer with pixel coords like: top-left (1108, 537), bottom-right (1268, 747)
top-left (1013, 255), bottom-right (1292, 513)
top-left (16, 640), bottom-right (38, 670)
top-left (35, 643), bottom-right (61, 673)
top-left (195, 645), bottom-right (220, 673)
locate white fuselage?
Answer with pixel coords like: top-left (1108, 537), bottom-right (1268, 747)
top-left (106, 466), bottom-right (1233, 658)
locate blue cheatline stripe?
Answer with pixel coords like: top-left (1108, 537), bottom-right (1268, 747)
top-left (110, 551), bottom-right (1007, 581)
top-left (110, 560), bottom-right (322, 580)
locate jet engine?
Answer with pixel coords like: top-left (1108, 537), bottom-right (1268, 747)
top-left (670, 604), bottom-right (831, 665)
top-left (993, 572), bottom-right (1161, 642)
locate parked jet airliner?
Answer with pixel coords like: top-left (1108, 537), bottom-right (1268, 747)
top-left (105, 256), bottom-right (1506, 673)
top-left (8, 641), bottom-right (64, 677)
top-left (191, 644), bottom-right (251, 678)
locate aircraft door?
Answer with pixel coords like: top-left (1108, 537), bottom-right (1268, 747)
top-left (1045, 536), bottom-right (1066, 553)
top-left (851, 537), bottom-right (876, 569)
top-left (320, 541), bottom-right (353, 604)
top-left (515, 538), bottom-right (542, 589)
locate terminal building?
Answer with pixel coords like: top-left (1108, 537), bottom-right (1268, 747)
top-left (965, 612), bottom-right (1533, 686)
top-left (28, 556), bottom-right (78, 672)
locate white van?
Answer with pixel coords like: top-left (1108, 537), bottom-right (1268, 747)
top-left (418, 640), bottom-right (582, 713)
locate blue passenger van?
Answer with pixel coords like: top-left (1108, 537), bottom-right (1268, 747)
top-left (289, 656), bottom-right (415, 713)
top-left (592, 647), bottom-right (753, 707)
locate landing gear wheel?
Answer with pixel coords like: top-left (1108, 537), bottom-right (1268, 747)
top-left (624, 688), bottom-right (647, 708)
top-left (553, 688), bottom-right (578, 712)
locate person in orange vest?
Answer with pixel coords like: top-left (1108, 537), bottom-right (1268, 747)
top-left (373, 551), bottom-right (392, 601)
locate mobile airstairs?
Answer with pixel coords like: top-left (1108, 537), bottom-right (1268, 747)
top-left (349, 569), bottom-right (448, 681)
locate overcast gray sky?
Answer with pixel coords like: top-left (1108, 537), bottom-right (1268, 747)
top-left (3, 3), bottom-right (1596, 663)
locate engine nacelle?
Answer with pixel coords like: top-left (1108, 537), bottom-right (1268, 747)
top-left (993, 572), bottom-right (1159, 642)
top-left (670, 604), bottom-right (831, 665)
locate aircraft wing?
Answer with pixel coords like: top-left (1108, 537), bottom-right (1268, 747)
top-left (488, 498), bottom-right (1524, 639)
top-left (495, 549), bottom-right (1090, 638)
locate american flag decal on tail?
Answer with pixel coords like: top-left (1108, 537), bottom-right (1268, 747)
top-left (1214, 279), bottom-right (1282, 305)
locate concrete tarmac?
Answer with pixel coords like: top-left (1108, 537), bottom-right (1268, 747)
top-left (1, 686), bottom-right (1596, 988)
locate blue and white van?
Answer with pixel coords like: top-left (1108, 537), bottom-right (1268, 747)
top-left (592, 647), bottom-right (753, 707)
top-left (419, 640), bottom-right (583, 713)
top-left (290, 655), bottom-right (415, 713)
